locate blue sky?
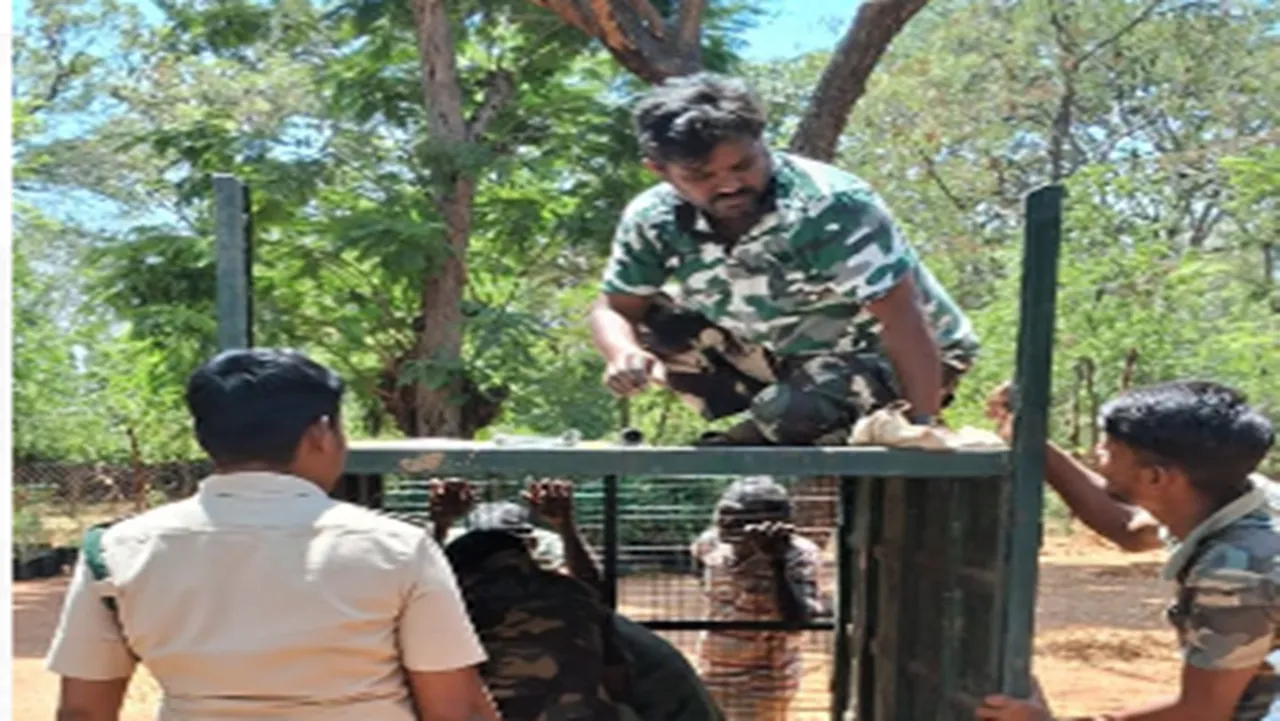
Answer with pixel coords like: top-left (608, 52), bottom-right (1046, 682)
top-left (740, 0), bottom-right (856, 60)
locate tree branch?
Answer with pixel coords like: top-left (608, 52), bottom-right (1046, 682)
top-left (627, 0), bottom-right (667, 39)
top-left (787, 0), bottom-right (930, 162)
top-left (1078, 0), bottom-right (1167, 66)
top-left (675, 0), bottom-right (706, 58)
top-left (917, 150), bottom-right (967, 213)
top-left (528, 0), bottom-right (598, 36)
top-left (528, 0), bottom-right (701, 83)
top-left (1048, 1), bottom-right (1077, 182)
top-left (466, 70), bottom-right (516, 140)
top-left (410, 0), bottom-right (467, 143)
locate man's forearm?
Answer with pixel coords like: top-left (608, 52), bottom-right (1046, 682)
top-left (1044, 443), bottom-right (1160, 552)
top-left (589, 299), bottom-right (643, 361)
top-left (57, 708), bottom-right (118, 721)
top-left (880, 318), bottom-right (943, 418)
top-left (771, 560), bottom-right (809, 623)
top-left (1058, 696), bottom-right (1194, 721)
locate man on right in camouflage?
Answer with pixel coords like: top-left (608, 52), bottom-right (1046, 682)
top-left (589, 72), bottom-right (978, 445)
top-left (978, 380), bottom-right (1279, 721)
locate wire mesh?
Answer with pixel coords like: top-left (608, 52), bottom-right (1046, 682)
top-left (381, 472), bottom-right (841, 719)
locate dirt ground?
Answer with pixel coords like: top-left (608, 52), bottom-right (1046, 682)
top-left (12, 528), bottom-right (1177, 720)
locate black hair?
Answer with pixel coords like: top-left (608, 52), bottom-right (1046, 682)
top-left (444, 529), bottom-right (529, 575)
top-left (1100, 380), bottom-right (1274, 502)
top-left (633, 72), bottom-right (767, 165)
top-left (717, 475), bottom-right (792, 517)
top-left (185, 348), bottom-right (344, 466)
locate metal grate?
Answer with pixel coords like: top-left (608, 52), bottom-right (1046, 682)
top-left (376, 472), bottom-right (843, 718)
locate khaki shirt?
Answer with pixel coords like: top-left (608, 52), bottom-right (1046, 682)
top-left (45, 472), bottom-right (487, 720)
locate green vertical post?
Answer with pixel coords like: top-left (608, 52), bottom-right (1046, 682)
top-left (1000, 185), bottom-right (1064, 696)
top-left (830, 477), bottom-right (856, 720)
top-left (213, 174), bottom-right (253, 350)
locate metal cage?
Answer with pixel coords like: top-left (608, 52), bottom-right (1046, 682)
top-left (217, 178), bottom-right (1063, 720)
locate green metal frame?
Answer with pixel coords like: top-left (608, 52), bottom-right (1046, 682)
top-left (345, 443), bottom-right (1008, 478)
top-left (213, 174), bottom-right (253, 350)
top-left (214, 175), bottom-right (1064, 720)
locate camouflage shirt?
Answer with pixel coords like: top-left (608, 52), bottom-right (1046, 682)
top-left (1163, 485), bottom-right (1280, 721)
top-left (601, 152), bottom-right (979, 360)
top-left (457, 550), bottom-right (626, 721)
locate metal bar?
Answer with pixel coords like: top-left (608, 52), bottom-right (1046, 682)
top-left (603, 474), bottom-right (619, 609)
top-left (212, 174), bottom-right (252, 351)
top-left (854, 479), bottom-right (883, 721)
top-left (938, 480), bottom-right (967, 714)
top-left (999, 185), bottom-right (1064, 697)
top-left (640, 619), bottom-right (834, 631)
top-left (241, 182), bottom-right (254, 348)
top-left (830, 475), bottom-right (856, 720)
top-left (345, 442), bottom-right (1008, 477)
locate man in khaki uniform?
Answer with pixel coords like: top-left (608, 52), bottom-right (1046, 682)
top-left (45, 348), bottom-right (501, 721)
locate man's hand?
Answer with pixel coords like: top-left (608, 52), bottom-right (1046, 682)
top-left (428, 479), bottom-right (475, 528)
top-left (996, 412), bottom-right (1015, 443)
top-left (975, 695), bottom-right (1052, 721)
top-left (603, 348), bottom-right (665, 397)
top-left (743, 521), bottom-right (793, 558)
top-left (524, 479), bottom-right (576, 532)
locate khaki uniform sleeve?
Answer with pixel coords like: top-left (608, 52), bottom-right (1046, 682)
top-left (399, 534), bottom-right (488, 672)
top-left (45, 556), bottom-right (137, 680)
top-left (1181, 564), bottom-right (1276, 670)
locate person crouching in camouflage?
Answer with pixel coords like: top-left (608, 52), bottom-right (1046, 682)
top-left (690, 476), bottom-right (823, 721)
top-left (431, 478), bottom-right (729, 721)
top-left (427, 479), bottom-right (568, 572)
top-left (589, 72), bottom-right (978, 446)
top-left (443, 526), bottom-right (639, 721)
top-left (978, 380), bottom-right (1279, 721)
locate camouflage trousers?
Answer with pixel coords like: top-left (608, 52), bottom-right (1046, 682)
top-left (637, 294), bottom-right (972, 446)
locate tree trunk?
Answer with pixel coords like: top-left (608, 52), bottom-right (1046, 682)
top-left (787, 0), bottom-right (930, 162)
top-left (403, 0), bottom-right (516, 438)
top-left (411, 180), bottom-right (474, 437)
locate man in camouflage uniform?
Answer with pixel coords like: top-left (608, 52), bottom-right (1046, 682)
top-left (444, 528), bottom-right (636, 721)
top-left (978, 380), bottom-right (1279, 721)
top-left (429, 480), bottom-right (567, 572)
top-left (690, 476), bottom-right (823, 721)
top-left (590, 72), bottom-right (978, 446)
top-left (432, 478), bottom-right (728, 721)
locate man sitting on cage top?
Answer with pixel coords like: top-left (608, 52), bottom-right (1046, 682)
top-left (588, 72), bottom-right (979, 446)
top-left (429, 478), bottom-right (727, 721)
top-left (691, 476), bottom-right (823, 721)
